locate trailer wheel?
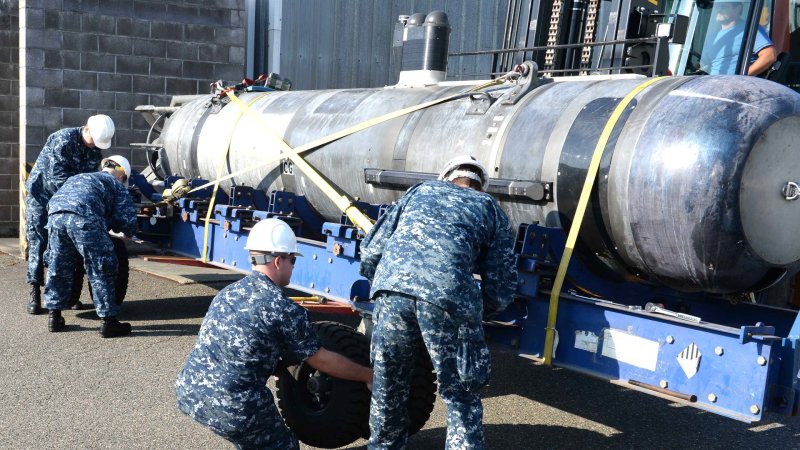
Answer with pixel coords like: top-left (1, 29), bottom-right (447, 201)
top-left (69, 237), bottom-right (129, 307)
top-left (405, 346), bottom-right (437, 437)
top-left (111, 237), bottom-right (129, 303)
top-left (276, 321), bottom-right (437, 448)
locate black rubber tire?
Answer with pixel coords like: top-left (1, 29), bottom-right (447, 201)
top-left (276, 321), bottom-right (437, 448)
top-left (404, 345), bottom-right (437, 437)
top-left (112, 237), bottom-right (129, 304)
top-left (276, 321), bottom-right (371, 448)
top-left (69, 237), bottom-right (129, 307)
top-left (68, 265), bottom-right (84, 308)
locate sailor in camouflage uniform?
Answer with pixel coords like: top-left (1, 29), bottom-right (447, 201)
top-left (44, 155), bottom-right (136, 338)
top-left (25, 114), bottom-right (114, 315)
top-left (360, 155), bottom-right (518, 450)
top-left (175, 218), bottom-right (373, 450)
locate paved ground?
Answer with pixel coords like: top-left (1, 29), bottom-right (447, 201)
top-left (2, 249), bottom-right (800, 449)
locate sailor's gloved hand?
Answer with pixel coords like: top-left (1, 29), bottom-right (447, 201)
top-left (163, 178), bottom-right (191, 201)
top-left (108, 230), bottom-right (127, 239)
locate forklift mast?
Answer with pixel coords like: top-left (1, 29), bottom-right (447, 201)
top-left (488, 0), bottom-right (799, 90)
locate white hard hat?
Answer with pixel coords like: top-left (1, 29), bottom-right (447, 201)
top-left (101, 155), bottom-right (131, 186)
top-left (245, 218), bottom-right (303, 256)
top-left (437, 155), bottom-right (489, 191)
top-left (87, 114), bottom-right (115, 150)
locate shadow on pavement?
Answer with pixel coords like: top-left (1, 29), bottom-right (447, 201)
top-left (117, 295), bottom-right (214, 321)
top-left (72, 295), bottom-right (215, 337)
top-left (341, 423), bottom-right (607, 450)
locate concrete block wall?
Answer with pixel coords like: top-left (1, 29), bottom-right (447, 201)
top-left (0, 2), bottom-right (19, 236)
top-left (14, 0), bottom-right (246, 238)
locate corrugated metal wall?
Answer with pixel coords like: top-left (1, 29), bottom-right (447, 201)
top-left (276, 0), bottom-right (511, 89)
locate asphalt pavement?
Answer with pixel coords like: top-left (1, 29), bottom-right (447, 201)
top-left (1, 250), bottom-right (799, 449)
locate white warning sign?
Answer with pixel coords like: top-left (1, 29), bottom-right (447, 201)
top-left (601, 328), bottom-right (659, 371)
top-left (677, 343), bottom-right (702, 379)
top-left (574, 330), bottom-right (599, 353)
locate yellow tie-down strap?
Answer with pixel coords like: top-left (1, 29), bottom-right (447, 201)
top-left (542, 76), bottom-right (665, 366)
top-left (201, 93), bottom-right (271, 263)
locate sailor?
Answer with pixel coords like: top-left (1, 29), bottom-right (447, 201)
top-left (24, 114), bottom-right (114, 314)
top-left (361, 155), bottom-right (518, 449)
top-left (175, 218), bottom-right (373, 449)
top-left (43, 155), bottom-right (136, 338)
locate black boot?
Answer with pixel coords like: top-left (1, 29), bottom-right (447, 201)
top-left (48, 310), bottom-right (65, 332)
top-left (99, 316), bottom-right (131, 338)
top-left (27, 284), bottom-right (43, 315)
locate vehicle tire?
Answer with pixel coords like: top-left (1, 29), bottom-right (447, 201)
top-left (276, 321), bottom-right (371, 448)
top-left (405, 346), bottom-right (437, 437)
top-left (68, 265), bottom-right (84, 308)
top-left (276, 321), bottom-right (437, 448)
top-left (70, 237), bottom-right (129, 307)
top-left (350, 313), bottom-right (437, 437)
top-left (112, 237), bottom-right (129, 304)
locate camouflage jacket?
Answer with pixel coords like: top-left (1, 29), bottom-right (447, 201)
top-left (360, 180), bottom-right (518, 323)
top-left (48, 171), bottom-right (137, 236)
top-left (26, 127), bottom-right (103, 203)
top-left (175, 271), bottom-right (321, 433)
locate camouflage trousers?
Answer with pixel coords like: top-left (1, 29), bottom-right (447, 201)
top-left (369, 291), bottom-right (489, 450)
top-left (44, 213), bottom-right (119, 317)
top-left (24, 196), bottom-right (48, 285)
top-left (177, 383), bottom-right (299, 450)
top-left (212, 415), bottom-right (299, 450)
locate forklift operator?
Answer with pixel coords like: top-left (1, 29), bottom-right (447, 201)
top-left (701, 0), bottom-right (777, 76)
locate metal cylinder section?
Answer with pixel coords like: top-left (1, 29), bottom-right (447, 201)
top-left (156, 75), bottom-right (800, 293)
top-left (600, 76), bottom-right (800, 292)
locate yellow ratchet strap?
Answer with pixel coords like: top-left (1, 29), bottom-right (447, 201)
top-left (188, 78), bottom-right (505, 198)
top-left (542, 76), bottom-right (665, 366)
top-left (201, 93), bottom-right (270, 263)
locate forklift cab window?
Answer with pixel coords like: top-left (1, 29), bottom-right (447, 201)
top-left (684, 0), bottom-right (775, 75)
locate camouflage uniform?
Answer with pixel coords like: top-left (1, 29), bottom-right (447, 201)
top-left (175, 271), bottom-right (321, 449)
top-left (44, 171), bottom-right (137, 317)
top-left (25, 127), bottom-right (103, 286)
top-left (360, 180), bottom-right (518, 450)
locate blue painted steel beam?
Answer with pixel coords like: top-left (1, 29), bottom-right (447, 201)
top-left (515, 293), bottom-right (776, 422)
